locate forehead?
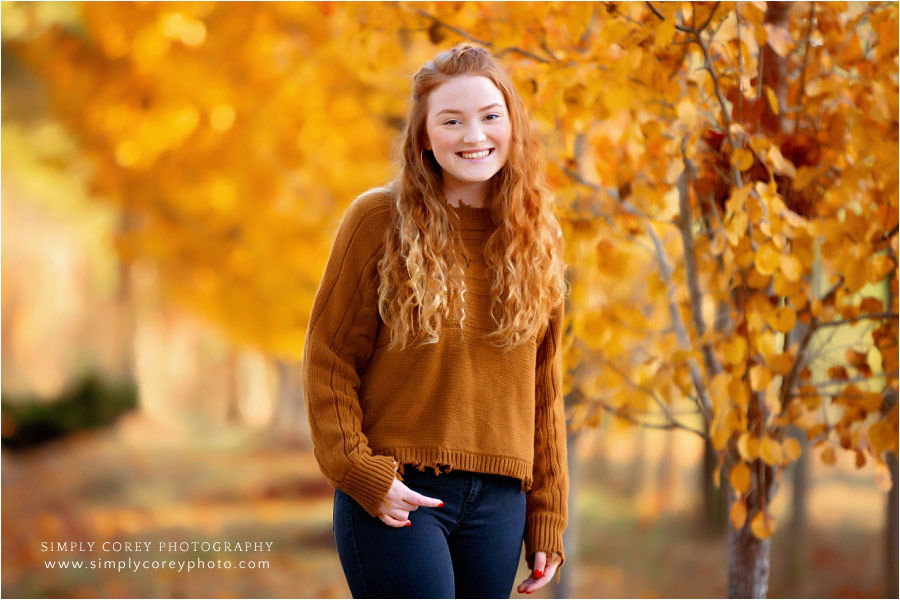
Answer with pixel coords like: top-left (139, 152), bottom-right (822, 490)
top-left (427, 75), bottom-right (507, 113)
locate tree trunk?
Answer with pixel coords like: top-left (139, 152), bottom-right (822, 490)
top-left (702, 438), bottom-right (728, 534)
top-left (726, 449), bottom-right (776, 598)
top-left (785, 430), bottom-right (808, 592)
top-left (884, 253), bottom-right (898, 598)
top-left (886, 451), bottom-right (899, 598)
top-left (269, 358), bottom-right (310, 444)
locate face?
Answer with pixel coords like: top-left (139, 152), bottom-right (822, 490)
top-left (423, 75), bottom-right (512, 188)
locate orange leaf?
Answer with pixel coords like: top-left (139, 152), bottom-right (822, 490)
top-left (759, 436), bottom-right (785, 466)
top-left (771, 306), bottom-right (797, 333)
top-left (732, 148), bottom-right (755, 171)
top-left (750, 365), bottom-right (772, 391)
top-left (750, 510), bottom-right (776, 539)
top-left (730, 462), bottom-right (752, 495)
top-left (820, 446), bottom-right (837, 466)
top-left (779, 253), bottom-right (803, 282)
top-left (783, 437), bottom-right (802, 461)
top-left (731, 499), bottom-right (748, 529)
top-left (755, 243), bottom-right (780, 275)
top-left (846, 348), bottom-right (869, 369)
top-left (764, 86), bottom-right (779, 115)
top-left (737, 432), bottom-right (759, 461)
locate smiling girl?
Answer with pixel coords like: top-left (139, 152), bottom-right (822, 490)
top-left (302, 44), bottom-right (569, 598)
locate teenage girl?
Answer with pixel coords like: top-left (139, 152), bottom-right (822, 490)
top-left (302, 43), bottom-right (569, 598)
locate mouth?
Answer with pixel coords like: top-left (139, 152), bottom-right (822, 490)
top-left (456, 148), bottom-right (495, 160)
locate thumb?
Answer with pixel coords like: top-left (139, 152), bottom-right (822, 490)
top-left (532, 551), bottom-right (547, 578)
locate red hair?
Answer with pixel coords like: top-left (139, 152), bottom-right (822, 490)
top-left (377, 44), bottom-right (567, 350)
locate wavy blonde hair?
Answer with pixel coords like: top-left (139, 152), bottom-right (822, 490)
top-left (377, 44), bottom-right (567, 351)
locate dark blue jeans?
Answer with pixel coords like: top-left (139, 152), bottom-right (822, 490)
top-left (332, 467), bottom-right (527, 599)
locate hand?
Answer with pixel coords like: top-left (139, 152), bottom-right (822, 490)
top-left (375, 475), bottom-right (444, 527)
top-left (516, 551), bottom-right (560, 595)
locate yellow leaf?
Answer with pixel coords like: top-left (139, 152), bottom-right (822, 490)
top-left (869, 420), bottom-right (899, 458)
top-left (713, 451), bottom-right (725, 488)
top-left (730, 462), bottom-right (752, 495)
top-left (820, 446), bottom-right (837, 466)
top-left (759, 436), bottom-right (785, 465)
top-left (737, 432), bottom-right (759, 461)
top-left (750, 365), bottom-right (772, 391)
top-left (723, 336), bottom-right (748, 365)
top-left (769, 352), bottom-right (794, 375)
top-left (771, 305), bottom-right (797, 333)
top-left (764, 85), bottom-right (779, 115)
top-left (779, 253), bottom-right (803, 282)
top-left (755, 243), bottom-right (780, 275)
top-left (676, 98), bottom-right (698, 129)
top-left (712, 426), bottom-right (730, 451)
top-left (783, 437), bottom-right (802, 461)
top-left (731, 498), bottom-right (748, 529)
top-left (729, 378), bottom-right (749, 407)
top-left (764, 23), bottom-right (793, 57)
top-left (732, 148), bottom-right (754, 171)
top-left (750, 509), bottom-right (776, 539)
top-left (709, 372), bottom-right (731, 408)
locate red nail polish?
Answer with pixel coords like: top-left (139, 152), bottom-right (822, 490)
top-left (405, 521), bottom-right (411, 526)
top-left (438, 501), bottom-right (444, 507)
top-left (534, 570), bottom-right (543, 578)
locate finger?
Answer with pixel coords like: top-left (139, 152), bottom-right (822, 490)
top-left (532, 552), bottom-right (547, 579)
top-left (394, 498), bottom-right (419, 511)
top-left (519, 571), bottom-right (553, 595)
top-left (385, 508), bottom-right (410, 523)
top-left (379, 512), bottom-right (410, 528)
top-left (517, 577), bottom-right (542, 595)
top-left (409, 490), bottom-right (444, 508)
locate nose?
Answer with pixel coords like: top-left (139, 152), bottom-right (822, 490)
top-left (462, 122), bottom-right (487, 144)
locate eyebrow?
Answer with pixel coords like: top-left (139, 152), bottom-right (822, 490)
top-left (435, 103), bottom-right (504, 117)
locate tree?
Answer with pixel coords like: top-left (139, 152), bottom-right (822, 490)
top-left (7, 1), bottom-right (898, 596)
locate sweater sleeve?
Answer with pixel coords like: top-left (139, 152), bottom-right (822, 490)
top-left (301, 196), bottom-right (397, 519)
top-left (524, 234), bottom-right (569, 584)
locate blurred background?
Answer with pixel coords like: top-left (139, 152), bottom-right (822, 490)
top-left (2, 2), bottom-right (897, 598)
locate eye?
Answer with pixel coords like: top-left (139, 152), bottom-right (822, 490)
top-left (443, 119), bottom-right (460, 126)
top-left (485, 113), bottom-right (501, 120)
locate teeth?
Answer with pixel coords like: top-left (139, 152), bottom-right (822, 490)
top-left (459, 149), bottom-right (491, 159)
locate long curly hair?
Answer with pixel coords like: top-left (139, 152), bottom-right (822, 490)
top-left (377, 44), bottom-right (567, 351)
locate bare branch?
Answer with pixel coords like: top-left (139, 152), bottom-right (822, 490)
top-left (646, 1), bottom-right (694, 32)
top-left (814, 312), bottom-right (899, 330)
top-left (794, 2), bottom-right (816, 135)
top-left (414, 10), bottom-right (551, 64)
top-left (697, 2), bottom-right (721, 33)
top-left (571, 389), bottom-right (707, 438)
top-left (645, 217), bottom-right (714, 427)
top-left (676, 134), bottom-right (725, 381)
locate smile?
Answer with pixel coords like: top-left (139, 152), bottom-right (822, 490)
top-left (456, 148), bottom-right (494, 160)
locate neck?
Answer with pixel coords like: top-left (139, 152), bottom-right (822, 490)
top-left (442, 179), bottom-right (491, 209)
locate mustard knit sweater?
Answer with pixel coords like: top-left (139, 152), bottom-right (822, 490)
top-left (301, 187), bottom-right (569, 580)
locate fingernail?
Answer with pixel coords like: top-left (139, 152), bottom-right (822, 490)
top-left (534, 570), bottom-right (543, 578)
top-left (405, 521), bottom-right (411, 526)
top-left (438, 501), bottom-right (444, 507)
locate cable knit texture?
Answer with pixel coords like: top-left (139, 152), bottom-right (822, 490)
top-left (301, 188), bottom-right (569, 583)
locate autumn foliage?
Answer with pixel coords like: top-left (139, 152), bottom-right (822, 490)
top-left (5, 2), bottom-right (898, 591)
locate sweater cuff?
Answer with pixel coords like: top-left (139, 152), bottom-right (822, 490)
top-left (524, 513), bottom-right (567, 584)
top-left (340, 454), bottom-right (397, 518)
